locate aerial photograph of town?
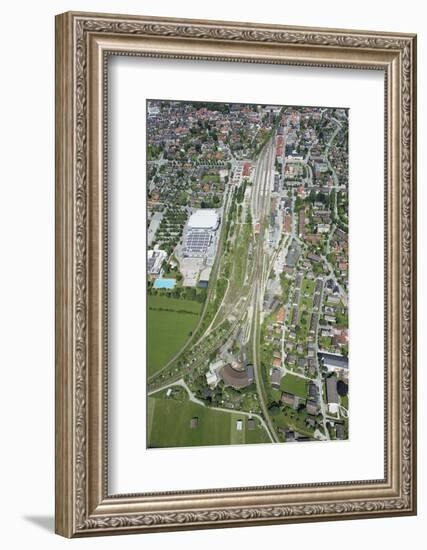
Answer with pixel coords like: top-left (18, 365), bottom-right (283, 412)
top-left (146, 100), bottom-right (349, 448)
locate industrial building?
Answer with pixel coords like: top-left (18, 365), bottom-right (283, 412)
top-left (182, 209), bottom-right (220, 261)
top-left (188, 209), bottom-right (219, 230)
top-left (198, 266), bottom-right (212, 288)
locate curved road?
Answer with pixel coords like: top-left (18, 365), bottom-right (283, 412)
top-left (149, 378), bottom-right (274, 443)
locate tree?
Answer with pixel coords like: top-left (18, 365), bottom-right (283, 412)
top-left (268, 402), bottom-right (281, 416)
top-left (308, 190), bottom-right (316, 204)
top-left (329, 189), bottom-right (336, 210)
top-left (294, 196), bottom-right (304, 212)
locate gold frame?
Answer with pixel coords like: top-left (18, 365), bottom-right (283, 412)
top-left (55, 11), bottom-right (417, 538)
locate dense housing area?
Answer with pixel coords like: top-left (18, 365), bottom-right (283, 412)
top-left (146, 100), bottom-right (349, 448)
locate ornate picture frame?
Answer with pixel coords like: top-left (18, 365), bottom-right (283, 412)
top-left (55, 11), bottom-right (417, 537)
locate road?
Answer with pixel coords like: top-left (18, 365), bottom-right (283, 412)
top-left (180, 135), bottom-right (280, 442)
top-left (277, 160), bottom-right (331, 439)
top-left (149, 378), bottom-right (274, 443)
top-left (148, 128), bottom-right (329, 443)
top-left (147, 184), bottom-right (234, 382)
top-left (147, 108), bottom-right (350, 446)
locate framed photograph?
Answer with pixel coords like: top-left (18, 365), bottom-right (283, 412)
top-left (55, 11), bottom-right (417, 537)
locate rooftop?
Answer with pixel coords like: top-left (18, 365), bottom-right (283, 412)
top-left (220, 363), bottom-right (254, 389)
top-left (188, 209), bottom-right (219, 230)
top-left (325, 377), bottom-right (339, 404)
top-left (318, 352), bottom-right (349, 370)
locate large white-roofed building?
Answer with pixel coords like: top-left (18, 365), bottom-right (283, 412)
top-left (182, 209), bottom-right (220, 262)
top-left (187, 209), bottom-right (219, 230)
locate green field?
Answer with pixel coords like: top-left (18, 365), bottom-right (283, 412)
top-left (280, 373), bottom-right (308, 398)
top-left (148, 396), bottom-right (270, 448)
top-left (148, 295), bottom-right (202, 375)
top-left (202, 173), bottom-right (220, 183)
top-left (340, 394), bottom-right (349, 410)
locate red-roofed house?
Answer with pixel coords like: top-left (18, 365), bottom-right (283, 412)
top-left (276, 307), bottom-right (286, 324)
top-left (243, 162), bottom-right (252, 177)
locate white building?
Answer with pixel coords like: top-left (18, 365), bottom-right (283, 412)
top-left (183, 210), bottom-right (220, 260)
top-left (147, 103), bottom-right (160, 116)
top-left (147, 248), bottom-right (167, 275)
top-left (188, 210), bottom-right (219, 230)
top-left (317, 223), bottom-right (330, 233)
top-left (328, 403), bottom-right (339, 415)
top-left (206, 372), bottom-right (217, 386)
top-left (206, 359), bottom-right (224, 388)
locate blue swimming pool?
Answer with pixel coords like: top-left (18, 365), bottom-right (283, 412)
top-left (153, 278), bottom-right (177, 289)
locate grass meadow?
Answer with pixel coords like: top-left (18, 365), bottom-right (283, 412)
top-left (147, 395), bottom-right (270, 448)
top-left (147, 295), bottom-right (202, 375)
top-left (280, 373), bottom-right (308, 398)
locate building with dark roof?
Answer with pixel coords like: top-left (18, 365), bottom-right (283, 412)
top-left (271, 367), bottom-right (281, 389)
top-left (306, 399), bottom-right (320, 415)
top-left (315, 278), bottom-right (323, 293)
top-left (285, 241), bottom-right (301, 267)
top-left (219, 363), bottom-right (254, 389)
top-left (308, 252), bottom-right (322, 263)
top-left (318, 352), bottom-right (349, 373)
top-left (308, 381), bottom-right (318, 399)
top-left (325, 377), bottom-right (339, 404)
top-left (281, 391), bottom-right (297, 408)
top-left (335, 422), bottom-right (345, 440)
top-left (313, 293), bottom-right (322, 310)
